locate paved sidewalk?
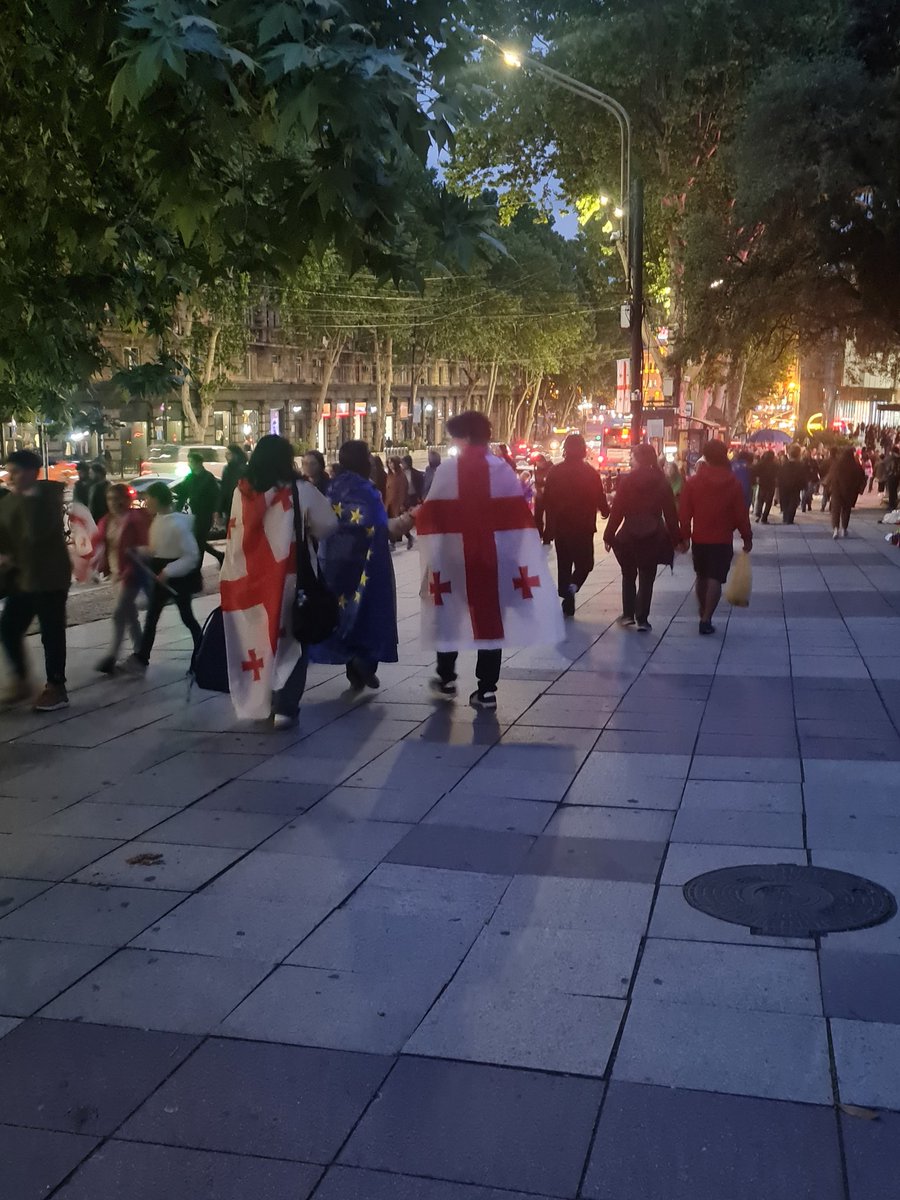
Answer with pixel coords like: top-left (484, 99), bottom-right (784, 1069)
top-left (2, 504), bottom-right (900, 1199)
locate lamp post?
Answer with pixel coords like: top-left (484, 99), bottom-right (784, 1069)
top-left (484, 36), bottom-right (645, 441)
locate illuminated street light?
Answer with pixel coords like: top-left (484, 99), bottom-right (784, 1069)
top-left (710, 278), bottom-right (724, 289)
top-left (600, 193), bottom-right (609, 206)
top-left (501, 49), bottom-right (522, 68)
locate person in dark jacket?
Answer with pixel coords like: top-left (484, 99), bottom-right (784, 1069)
top-left (173, 450), bottom-right (223, 566)
top-left (679, 440), bottom-right (753, 635)
top-left (752, 450), bottom-right (778, 523)
top-left (604, 443), bottom-right (680, 632)
top-left (369, 453), bottom-right (388, 502)
top-left (219, 443), bottom-right (247, 519)
top-left (820, 446), bottom-right (841, 511)
top-left (422, 450), bottom-right (441, 499)
top-left (826, 448), bottom-right (866, 538)
top-left (543, 433), bottom-right (610, 617)
top-left (777, 445), bottom-right (807, 525)
top-left (731, 450), bottom-right (754, 510)
top-left (88, 462), bottom-right (109, 524)
top-left (401, 454), bottom-right (425, 505)
top-left (801, 453), bottom-right (820, 512)
top-left (532, 453), bottom-right (552, 542)
top-left (301, 449), bottom-right (329, 496)
top-left (72, 462), bottom-right (91, 507)
top-left (0, 450), bottom-right (72, 711)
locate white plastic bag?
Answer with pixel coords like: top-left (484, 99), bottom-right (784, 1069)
top-left (724, 550), bottom-right (752, 607)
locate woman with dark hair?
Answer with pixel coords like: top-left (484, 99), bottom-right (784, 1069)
top-left (221, 434), bottom-right (338, 726)
top-left (92, 482), bottom-right (151, 673)
top-left (311, 440), bottom-right (410, 690)
top-left (605, 443), bottom-right (680, 632)
top-left (302, 448), bottom-right (329, 495)
top-left (219, 443), bottom-right (247, 522)
top-left (385, 457), bottom-right (408, 518)
top-left (369, 453), bottom-right (388, 501)
top-left (123, 482), bottom-right (202, 674)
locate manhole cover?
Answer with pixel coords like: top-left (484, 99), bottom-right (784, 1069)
top-left (683, 864), bottom-right (897, 939)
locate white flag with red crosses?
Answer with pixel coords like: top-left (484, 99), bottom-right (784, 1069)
top-left (221, 479), bottom-right (303, 719)
top-left (416, 448), bottom-right (564, 651)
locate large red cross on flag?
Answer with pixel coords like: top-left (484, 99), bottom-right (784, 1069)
top-left (220, 479), bottom-right (303, 719)
top-left (416, 448), bottom-right (564, 651)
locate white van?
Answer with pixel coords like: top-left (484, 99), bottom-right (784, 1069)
top-left (139, 444), bottom-right (229, 480)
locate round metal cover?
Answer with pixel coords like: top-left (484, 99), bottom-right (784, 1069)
top-left (683, 863), bottom-right (897, 939)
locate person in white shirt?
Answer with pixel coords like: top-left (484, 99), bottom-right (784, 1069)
top-left (124, 482), bottom-right (201, 674)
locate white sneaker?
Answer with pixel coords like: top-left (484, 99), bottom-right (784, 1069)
top-left (832, 528), bottom-right (840, 539)
top-left (841, 528), bottom-right (849, 538)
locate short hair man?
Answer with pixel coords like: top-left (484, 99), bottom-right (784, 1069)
top-left (542, 433), bottom-right (610, 617)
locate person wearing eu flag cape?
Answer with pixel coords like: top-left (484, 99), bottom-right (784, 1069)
top-left (310, 440), bottom-right (411, 690)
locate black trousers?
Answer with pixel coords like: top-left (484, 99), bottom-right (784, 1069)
top-left (194, 514), bottom-right (224, 565)
top-left (781, 490), bottom-right (800, 524)
top-left (831, 499), bottom-right (853, 530)
top-left (137, 564), bottom-right (202, 665)
top-left (755, 488), bottom-right (774, 521)
top-left (621, 566), bottom-right (657, 624)
top-left (889, 478), bottom-right (900, 511)
top-left (555, 532), bottom-right (595, 596)
top-left (0, 589), bottom-right (68, 685)
top-left (437, 649), bottom-right (502, 691)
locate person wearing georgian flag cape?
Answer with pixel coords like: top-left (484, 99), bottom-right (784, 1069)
top-left (415, 410), bottom-right (564, 709)
top-left (221, 435), bottom-right (337, 727)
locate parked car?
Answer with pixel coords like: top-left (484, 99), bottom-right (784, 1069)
top-left (125, 476), bottom-right (165, 506)
top-left (139, 444), bottom-right (228, 480)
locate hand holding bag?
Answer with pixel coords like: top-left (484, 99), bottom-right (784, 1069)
top-left (291, 480), bottom-right (339, 644)
top-left (724, 550), bottom-right (752, 607)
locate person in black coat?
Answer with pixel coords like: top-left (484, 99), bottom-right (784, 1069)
top-left (543, 433), bottom-right (610, 617)
top-left (777, 445), bottom-right (808, 525)
top-left (88, 463), bottom-right (109, 524)
top-left (604, 443), bottom-right (680, 631)
top-left (219, 443), bottom-right (247, 519)
top-left (753, 450), bottom-right (778, 523)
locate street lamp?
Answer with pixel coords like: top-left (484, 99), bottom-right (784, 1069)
top-left (483, 35), bottom-right (645, 441)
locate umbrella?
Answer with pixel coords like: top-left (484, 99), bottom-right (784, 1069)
top-left (747, 428), bottom-right (792, 445)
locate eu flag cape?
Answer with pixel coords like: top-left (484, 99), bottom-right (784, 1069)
top-left (310, 471), bottom-right (399, 666)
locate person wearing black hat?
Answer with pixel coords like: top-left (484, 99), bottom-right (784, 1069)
top-left (543, 433), bottom-right (610, 617)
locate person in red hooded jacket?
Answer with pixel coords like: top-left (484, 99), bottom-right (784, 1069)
top-left (679, 440), bottom-right (752, 635)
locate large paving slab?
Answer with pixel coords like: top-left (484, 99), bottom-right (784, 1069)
top-left (1, 506), bottom-right (900, 1197)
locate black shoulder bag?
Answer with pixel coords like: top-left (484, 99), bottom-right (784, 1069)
top-left (291, 480), bottom-right (339, 644)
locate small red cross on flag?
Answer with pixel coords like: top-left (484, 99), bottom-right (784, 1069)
top-left (513, 566), bottom-right (540, 600)
top-left (429, 571), bottom-right (452, 606)
top-left (241, 648), bottom-right (265, 681)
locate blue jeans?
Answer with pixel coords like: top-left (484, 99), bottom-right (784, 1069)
top-left (272, 647), bottom-right (309, 717)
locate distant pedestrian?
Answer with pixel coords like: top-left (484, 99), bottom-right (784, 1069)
top-left (543, 433), bottom-right (610, 617)
top-left (731, 450), bottom-right (754, 509)
top-left (752, 450), bottom-right (777, 523)
top-left (219, 443), bottom-right (247, 520)
top-left (0, 450), bottom-right (72, 710)
top-left (777, 445), bottom-right (807, 525)
top-left (885, 445), bottom-right (900, 512)
top-left (605, 443), bottom-right (680, 632)
top-left (370, 453), bottom-right (388, 502)
top-left (173, 450), bottom-right (223, 566)
top-left (422, 450), bottom-right (442, 499)
top-left (72, 462), bottom-right (91, 507)
top-left (679, 439), bottom-right (753, 636)
top-left (417, 410), bottom-right (562, 709)
top-left (92, 483), bottom-right (151, 674)
top-left (401, 453), bottom-right (424, 506)
top-left (820, 446), bottom-right (840, 511)
top-left (826, 447), bottom-right (866, 538)
top-left (801, 454), bottom-right (820, 512)
top-left (123, 482), bottom-right (202, 675)
top-left (532, 453), bottom-right (552, 541)
top-left (88, 462), bottom-right (109, 524)
top-left (385, 458), bottom-right (408, 518)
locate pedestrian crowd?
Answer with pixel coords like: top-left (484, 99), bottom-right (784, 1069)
top-left (0, 417), bottom-right (887, 721)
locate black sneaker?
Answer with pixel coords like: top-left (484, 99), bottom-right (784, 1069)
top-left (430, 677), bottom-right (457, 699)
top-left (345, 662), bottom-right (365, 691)
top-left (619, 614), bottom-right (636, 627)
top-left (95, 655), bottom-right (117, 675)
top-left (469, 688), bottom-right (497, 710)
top-left (561, 594), bottom-right (576, 617)
top-left (636, 620), bottom-right (652, 632)
top-left (699, 620), bottom-right (716, 636)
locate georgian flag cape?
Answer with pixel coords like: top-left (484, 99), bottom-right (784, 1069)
top-left (221, 478), bottom-right (303, 719)
top-left (416, 447), bottom-right (565, 651)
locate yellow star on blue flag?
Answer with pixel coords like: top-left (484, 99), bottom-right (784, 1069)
top-left (332, 502), bottom-right (343, 517)
top-left (349, 507), bottom-right (363, 524)
top-left (366, 525), bottom-right (375, 537)
top-left (359, 571), bottom-right (368, 586)
top-left (338, 594), bottom-right (348, 608)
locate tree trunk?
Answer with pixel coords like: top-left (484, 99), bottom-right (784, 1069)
top-left (723, 356), bottom-right (748, 436)
top-left (311, 335), bottom-right (347, 448)
top-left (523, 372), bottom-right (544, 442)
top-left (484, 360), bottom-right (499, 419)
top-left (372, 334), bottom-right (391, 452)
